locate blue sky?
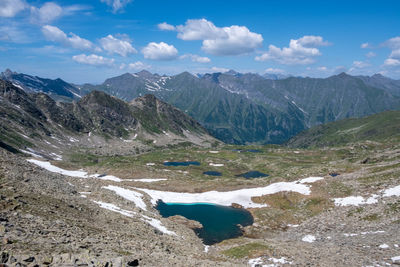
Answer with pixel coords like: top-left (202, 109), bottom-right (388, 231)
top-left (1, 0), bottom-right (400, 83)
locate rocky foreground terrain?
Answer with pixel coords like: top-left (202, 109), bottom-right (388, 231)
top-left (0, 139), bottom-right (399, 266)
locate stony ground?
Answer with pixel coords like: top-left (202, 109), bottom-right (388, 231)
top-left (0, 138), bottom-right (399, 266)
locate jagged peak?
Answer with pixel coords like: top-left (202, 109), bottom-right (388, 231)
top-left (136, 70), bottom-right (153, 78)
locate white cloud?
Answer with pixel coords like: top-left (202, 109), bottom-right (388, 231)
top-left (366, 51), bottom-right (376, 58)
top-left (119, 61), bottom-right (150, 71)
top-left (180, 54), bottom-right (210, 63)
top-left (333, 66), bottom-right (347, 74)
top-left (255, 35), bottom-right (330, 65)
top-left (210, 67), bottom-right (229, 73)
top-left (361, 42), bottom-right (370, 49)
top-left (383, 37), bottom-right (400, 67)
top-left (99, 34), bottom-right (137, 56)
top-left (127, 61), bottom-right (150, 70)
top-left (30, 2), bottom-right (62, 24)
top-left (30, 2), bottom-right (89, 24)
top-left (41, 25), bottom-right (96, 51)
top-left (317, 66), bottom-right (328, 71)
top-left (158, 22), bottom-right (175, 31)
top-left (100, 0), bottom-right (132, 13)
top-left (264, 68), bottom-right (286, 74)
top-left (141, 42), bottom-right (178, 60)
top-left (164, 19), bottom-right (263, 56)
top-left (384, 37), bottom-right (400, 49)
top-left (0, 24), bottom-right (30, 43)
top-left (352, 60), bottom-right (371, 68)
top-left (384, 58), bottom-right (400, 67)
top-left (0, 0), bottom-right (27, 18)
top-left (72, 54), bottom-right (114, 66)
top-left (202, 25), bottom-right (263, 56)
top-left (176, 19), bottom-right (227, 40)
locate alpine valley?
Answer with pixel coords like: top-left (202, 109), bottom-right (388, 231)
top-left (0, 67), bottom-right (400, 266)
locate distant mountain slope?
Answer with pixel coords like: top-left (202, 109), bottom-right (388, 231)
top-left (0, 69), bottom-right (82, 102)
top-left (0, 79), bottom-right (215, 156)
top-left (357, 74), bottom-right (400, 97)
top-left (81, 71), bottom-right (307, 144)
top-left (4, 68), bottom-right (400, 145)
top-left (286, 110), bottom-right (400, 148)
top-left (82, 70), bottom-right (400, 144)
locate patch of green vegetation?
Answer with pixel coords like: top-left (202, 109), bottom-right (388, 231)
top-left (358, 172), bottom-right (397, 185)
top-left (386, 201), bottom-right (400, 213)
top-left (362, 213), bottom-right (380, 221)
top-left (68, 153), bottom-right (99, 167)
top-left (327, 181), bottom-right (353, 197)
top-left (222, 243), bottom-right (271, 259)
top-left (371, 162), bottom-right (400, 173)
top-left (347, 207), bottom-right (364, 217)
top-left (287, 110), bottom-right (400, 148)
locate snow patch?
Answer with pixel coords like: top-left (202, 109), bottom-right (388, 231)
top-left (21, 149), bottom-right (43, 159)
top-left (27, 159), bottom-right (123, 182)
top-left (50, 153), bottom-right (62, 161)
top-left (131, 178), bottom-right (167, 183)
top-left (298, 177), bottom-right (324, 184)
top-left (146, 163), bottom-right (155, 166)
top-left (334, 195), bottom-right (379, 206)
top-left (379, 244), bottom-right (389, 249)
top-left (209, 151), bottom-right (219, 154)
top-left (209, 163), bottom-right (224, 167)
top-left (382, 185), bottom-right (400, 197)
top-left (102, 185), bottom-right (147, 211)
top-left (93, 200), bottom-right (135, 218)
top-left (392, 256), bottom-right (400, 263)
top-left (248, 257), bottom-right (292, 267)
top-left (27, 159), bottom-right (88, 177)
top-left (302, 234), bottom-right (316, 243)
top-left (141, 214), bottom-right (176, 236)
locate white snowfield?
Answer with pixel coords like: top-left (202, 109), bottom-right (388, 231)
top-left (93, 200), bottom-right (176, 235)
top-left (334, 184), bottom-right (400, 207)
top-left (334, 195), bottom-right (379, 207)
top-left (27, 159), bottom-right (123, 182)
top-left (132, 177), bottom-right (324, 208)
top-left (248, 257), bottom-right (292, 267)
top-left (383, 185), bottom-right (400, 197)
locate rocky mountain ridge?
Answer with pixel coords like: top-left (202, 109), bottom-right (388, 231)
top-left (3, 68), bottom-right (400, 145)
top-left (0, 79), bottom-right (216, 160)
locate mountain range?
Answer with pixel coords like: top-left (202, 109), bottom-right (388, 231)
top-left (2, 68), bottom-right (400, 145)
top-left (0, 79), bottom-right (214, 158)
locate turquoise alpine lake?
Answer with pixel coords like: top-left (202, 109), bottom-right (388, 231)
top-left (156, 201), bottom-right (253, 245)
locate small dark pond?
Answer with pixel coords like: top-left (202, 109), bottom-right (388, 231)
top-left (156, 201), bottom-right (253, 245)
top-left (329, 172), bottom-right (340, 177)
top-left (203, 171), bottom-right (222, 176)
top-left (232, 149), bottom-right (262, 153)
top-left (163, 161), bottom-right (201, 166)
top-left (236, 171), bottom-right (269, 179)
